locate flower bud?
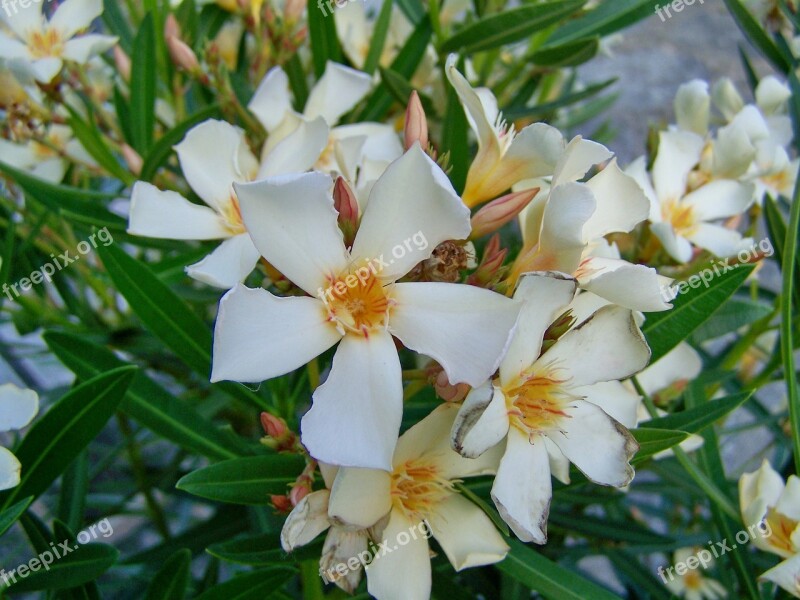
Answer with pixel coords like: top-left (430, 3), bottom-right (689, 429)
top-left (165, 14), bottom-right (200, 73)
top-left (404, 91), bottom-right (428, 152)
top-left (289, 483), bottom-right (310, 506)
top-left (466, 234), bottom-right (508, 288)
top-left (470, 188), bottom-right (539, 239)
top-left (260, 412), bottom-right (288, 438)
top-left (333, 176), bottom-right (359, 247)
top-left (271, 494), bottom-right (293, 513)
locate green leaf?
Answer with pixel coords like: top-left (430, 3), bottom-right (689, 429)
top-left (195, 568), bottom-right (294, 600)
top-left (631, 428), bottom-right (689, 464)
top-left (102, 0), bottom-right (134, 51)
top-left (363, 0), bottom-right (394, 75)
top-left (441, 81), bottom-right (469, 193)
top-left (378, 67), bottom-right (436, 115)
top-left (496, 538), bottom-right (618, 600)
top-left (395, 0), bottom-right (424, 24)
top-left (549, 511), bottom-right (672, 545)
top-left (503, 78), bottom-right (615, 121)
top-left (177, 455), bottom-right (306, 504)
top-left (646, 391), bottom-right (753, 435)
top-left (2, 544), bottom-right (119, 593)
top-left (130, 14), bottom-right (158, 154)
top-left (207, 533), bottom-right (322, 566)
top-left (66, 106), bottom-right (136, 185)
top-left (0, 497), bottom-right (33, 538)
top-left (0, 367), bottom-right (136, 510)
top-left (307, 0), bottom-right (342, 78)
top-left (691, 298), bottom-right (773, 343)
top-left (642, 264), bottom-right (755, 363)
top-left (57, 451), bottom-right (89, 533)
top-left (144, 549), bottom-right (192, 600)
top-left (0, 161), bottom-right (125, 231)
top-left (547, 0), bottom-right (659, 46)
top-left (140, 104), bottom-right (220, 181)
top-left (44, 331), bottom-right (249, 460)
top-left (440, 0), bottom-right (585, 54)
top-left (608, 550), bottom-right (673, 600)
top-left (722, 0), bottom-right (791, 73)
top-left (530, 37), bottom-right (598, 67)
top-left (96, 243), bottom-right (268, 411)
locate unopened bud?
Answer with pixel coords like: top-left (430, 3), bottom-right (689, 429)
top-left (167, 36), bottom-right (200, 72)
top-left (120, 144), bottom-right (143, 176)
top-left (113, 46), bottom-right (131, 82)
top-left (470, 188), bottom-right (539, 239)
top-left (261, 412), bottom-right (288, 438)
top-left (289, 484), bottom-right (310, 506)
top-left (467, 234), bottom-right (508, 288)
top-left (434, 369), bottom-right (470, 402)
top-left (404, 91), bottom-right (429, 152)
top-left (333, 176), bottom-right (359, 247)
top-left (541, 310), bottom-right (576, 353)
top-left (271, 494), bottom-right (292, 513)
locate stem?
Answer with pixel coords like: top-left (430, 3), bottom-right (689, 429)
top-left (782, 163), bottom-right (800, 471)
top-left (300, 559), bottom-right (325, 600)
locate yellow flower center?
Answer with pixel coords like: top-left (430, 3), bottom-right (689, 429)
top-left (220, 192), bottom-right (246, 235)
top-left (321, 262), bottom-right (392, 337)
top-left (684, 570), bottom-right (703, 590)
top-left (765, 507), bottom-right (799, 554)
top-left (503, 367), bottom-right (575, 436)
top-left (27, 28), bottom-right (65, 59)
top-left (391, 457), bottom-right (456, 523)
top-left (661, 198), bottom-right (698, 237)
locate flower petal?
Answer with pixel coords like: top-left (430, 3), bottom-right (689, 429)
top-left (428, 493), bottom-right (509, 571)
top-left (248, 66), bottom-right (292, 132)
top-left (0, 0), bottom-right (42, 38)
top-left (551, 136), bottom-right (613, 187)
top-left (320, 528), bottom-right (369, 594)
top-left (546, 399), bottom-right (637, 487)
top-left (500, 271), bottom-right (577, 386)
top-left (211, 285), bottom-right (341, 383)
top-left (234, 171), bottom-right (350, 296)
top-left (686, 224), bottom-right (752, 258)
top-left (491, 429), bottom-right (551, 544)
top-left (350, 144), bottom-right (471, 282)
top-left (0, 447), bottom-right (22, 492)
top-left (652, 130), bottom-right (703, 203)
top-left (583, 160), bottom-right (650, 241)
top-left (366, 511), bottom-right (432, 600)
top-left (674, 80), bottom-right (710, 136)
top-left (651, 222), bottom-right (693, 263)
top-left (451, 383), bottom-right (510, 459)
top-left (280, 489), bottom-right (331, 551)
top-left (535, 182), bottom-right (596, 273)
top-left (301, 331), bottom-right (402, 470)
top-left (759, 554), bottom-right (800, 598)
top-left (637, 342), bottom-right (702, 396)
top-left (128, 182), bottom-right (230, 240)
top-left (328, 468), bottom-right (392, 529)
top-left (258, 116), bottom-right (329, 178)
top-left (683, 180), bottom-right (755, 221)
top-left (304, 61), bottom-right (372, 125)
top-left (185, 233), bottom-right (261, 289)
top-left (50, 0), bottom-right (103, 38)
top-left (0, 32), bottom-right (32, 61)
top-left (62, 34), bottom-right (117, 63)
top-left (538, 305), bottom-right (651, 388)
top-left (175, 119), bottom-right (259, 211)
top-left (389, 281), bottom-right (521, 387)
top-left (577, 256), bottom-right (672, 312)
top-left (574, 381), bottom-right (640, 429)
top-left (30, 57), bottom-right (63, 83)
top-left (0, 383), bottom-right (39, 431)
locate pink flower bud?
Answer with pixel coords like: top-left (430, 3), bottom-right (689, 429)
top-left (260, 412), bottom-right (288, 438)
top-left (404, 91), bottom-right (428, 152)
top-left (333, 176), bottom-right (359, 247)
top-left (470, 188), bottom-right (539, 239)
top-left (271, 494), bottom-right (292, 513)
top-left (466, 234), bottom-right (508, 288)
top-left (289, 484), bottom-right (310, 506)
top-left (167, 36), bottom-right (200, 73)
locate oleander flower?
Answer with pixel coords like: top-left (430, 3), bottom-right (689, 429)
top-left (663, 548), bottom-right (727, 600)
top-left (211, 144), bottom-right (521, 470)
top-left (740, 459), bottom-right (800, 597)
top-left (0, 383), bottom-right (39, 491)
top-left (326, 403), bottom-right (509, 599)
top-left (627, 130), bottom-right (756, 263)
top-left (0, 123), bottom-right (95, 183)
top-left (450, 271), bottom-right (649, 543)
top-left (0, 0), bottom-right (117, 83)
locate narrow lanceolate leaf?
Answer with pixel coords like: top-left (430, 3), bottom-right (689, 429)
top-left (96, 243), bottom-right (268, 411)
top-left (530, 37), bottom-right (599, 67)
top-left (208, 533), bottom-right (322, 566)
top-left (195, 568), bottom-right (294, 600)
top-left (0, 497), bottom-right (33, 537)
top-left (690, 298), bottom-right (773, 343)
top-left (176, 455), bottom-right (306, 505)
top-left (496, 538), bottom-right (619, 600)
top-left (2, 544), bottom-right (119, 592)
top-left (642, 264), bottom-right (755, 363)
top-left (782, 164), bottom-right (800, 469)
top-left (44, 331), bottom-right (249, 460)
top-left (547, 0), bottom-right (660, 46)
top-left (630, 428), bottom-right (689, 464)
top-left (130, 14), bottom-right (158, 154)
top-left (66, 107), bottom-right (136, 185)
top-left (307, 0), bottom-right (342, 78)
top-left (645, 391), bottom-right (753, 435)
top-left (144, 549), bottom-right (192, 600)
top-left (722, 0), bottom-right (792, 72)
top-left (363, 0), bottom-right (394, 75)
top-left (440, 0), bottom-right (585, 54)
top-left (0, 367), bottom-right (136, 510)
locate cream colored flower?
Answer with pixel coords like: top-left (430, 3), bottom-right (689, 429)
top-left (663, 548), bottom-right (727, 600)
top-left (0, 383), bottom-right (39, 491)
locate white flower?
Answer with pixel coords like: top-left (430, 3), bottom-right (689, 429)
top-left (211, 144), bottom-right (521, 470)
top-left (0, 123), bottom-right (94, 183)
top-left (0, 383), bottom-right (39, 491)
top-left (0, 0), bottom-right (117, 83)
top-left (663, 548), bottom-right (727, 600)
top-left (445, 55), bottom-right (568, 207)
top-left (740, 460), bottom-right (800, 597)
top-left (510, 141), bottom-right (670, 312)
top-left (627, 131), bottom-right (755, 263)
top-left (450, 271), bottom-right (649, 543)
top-left (334, 2), bottom-right (411, 70)
top-left (326, 404), bottom-right (509, 600)
top-left (127, 120), bottom-right (262, 289)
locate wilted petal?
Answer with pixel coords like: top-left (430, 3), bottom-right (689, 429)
top-left (301, 331), bottom-right (402, 470)
top-left (390, 281), bottom-right (520, 387)
top-left (366, 511), bottom-right (432, 600)
top-left (211, 285), bottom-right (341, 382)
top-left (451, 383), bottom-right (510, 459)
top-left (281, 489), bottom-right (331, 551)
top-left (320, 528), bottom-right (369, 594)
